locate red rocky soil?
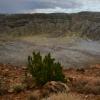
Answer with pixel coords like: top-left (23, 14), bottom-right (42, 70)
top-left (0, 64), bottom-right (100, 100)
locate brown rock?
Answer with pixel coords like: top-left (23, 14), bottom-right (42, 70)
top-left (29, 81), bottom-right (70, 100)
top-left (42, 81), bottom-right (70, 95)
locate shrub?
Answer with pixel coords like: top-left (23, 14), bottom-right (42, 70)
top-left (27, 52), bottom-right (65, 85)
top-left (13, 84), bottom-right (25, 93)
top-left (0, 78), bottom-right (8, 95)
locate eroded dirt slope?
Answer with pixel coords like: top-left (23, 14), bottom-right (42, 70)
top-left (0, 36), bottom-right (100, 67)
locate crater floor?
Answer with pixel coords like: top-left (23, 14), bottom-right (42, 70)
top-left (0, 36), bottom-right (100, 68)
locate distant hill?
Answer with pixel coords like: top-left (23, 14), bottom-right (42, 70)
top-left (0, 12), bottom-right (100, 40)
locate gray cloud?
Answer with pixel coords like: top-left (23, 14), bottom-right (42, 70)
top-left (0, 0), bottom-right (100, 13)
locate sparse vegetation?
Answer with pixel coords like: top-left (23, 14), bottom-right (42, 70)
top-left (42, 92), bottom-right (82, 100)
top-left (0, 77), bottom-right (8, 95)
top-left (28, 94), bottom-right (40, 100)
top-left (27, 52), bottom-right (65, 85)
top-left (12, 83), bottom-right (25, 93)
top-left (0, 64), bottom-right (100, 100)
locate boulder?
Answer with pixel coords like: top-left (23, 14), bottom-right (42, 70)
top-left (29, 81), bottom-right (70, 100)
top-left (42, 81), bottom-right (70, 94)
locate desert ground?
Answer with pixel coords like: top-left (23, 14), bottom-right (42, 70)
top-left (0, 35), bottom-right (100, 100)
top-left (0, 63), bottom-right (100, 100)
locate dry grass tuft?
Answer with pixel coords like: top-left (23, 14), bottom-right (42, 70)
top-left (43, 92), bottom-right (82, 100)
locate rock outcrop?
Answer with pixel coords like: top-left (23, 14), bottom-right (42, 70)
top-left (29, 81), bottom-right (70, 100)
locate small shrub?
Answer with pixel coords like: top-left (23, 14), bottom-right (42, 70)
top-left (27, 52), bottom-right (65, 85)
top-left (28, 94), bottom-right (40, 100)
top-left (0, 78), bottom-right (8, 95)
top-left (13, 84), bottom-right (25, 93)
top-left (22, 76), bottom-right (36, 89)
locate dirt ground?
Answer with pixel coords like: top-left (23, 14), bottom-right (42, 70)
top-left (0, 63), bottom-right (100, 100)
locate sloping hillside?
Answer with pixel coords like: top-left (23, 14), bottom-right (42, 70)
top-left (0, 12), bottom-right (100, 40)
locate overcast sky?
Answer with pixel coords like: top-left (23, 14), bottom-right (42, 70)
top-left (0, 0), bottom-right (100, 13)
